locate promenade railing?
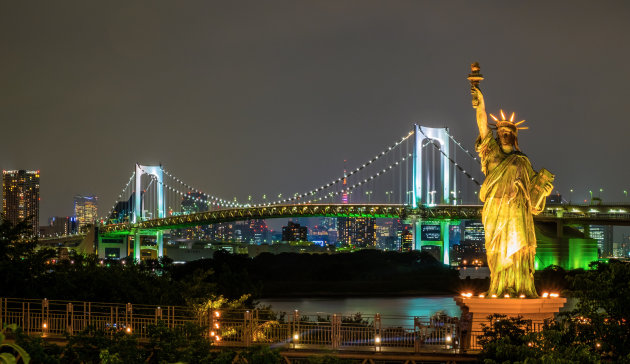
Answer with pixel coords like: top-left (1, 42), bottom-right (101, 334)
top-left (0, 297), bottom-right (464, 353)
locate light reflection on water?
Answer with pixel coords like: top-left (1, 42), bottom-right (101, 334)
top-left (258, 296), bottom-right (461, 327)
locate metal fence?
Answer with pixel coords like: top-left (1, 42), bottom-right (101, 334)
top-left (0, 297), bottom-right (463, 353)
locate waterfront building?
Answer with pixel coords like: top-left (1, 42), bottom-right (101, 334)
top-left (400, 229), bottom-right (413, 252)
top-left (309, 224), bottom-right (331, 245)
top-left (337, 217), bottom-right (375, 248)
top-left (248, 219), bottom-right (270, 243)
top-left (40, 216), bottom-right (78, 236)
top-left (2, 170), bottom-right (40, 236)
top-left (282, 221), bottom-right (308, 242)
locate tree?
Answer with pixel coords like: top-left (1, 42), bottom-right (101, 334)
top-left (0, 324), bottom-right (31, 364)
top-left (479, 261), bottom-right (630, 363)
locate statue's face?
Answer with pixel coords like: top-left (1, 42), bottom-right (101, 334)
top-left (498, 129), bottom-right (515, 147)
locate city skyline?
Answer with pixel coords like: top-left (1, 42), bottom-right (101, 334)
top-left (2, 1), bottom-right (630, 225)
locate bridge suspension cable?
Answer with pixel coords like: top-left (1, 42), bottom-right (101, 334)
top-left (444, 129), bottom-right (481, 165)
top-left (303, 152), bottom-right (415, 204)
top-left (160, 168), bottom-right (247, 208)
top-left (257, 130), bottom-right (415, 206)
top-left (136, 166), bottom-right (247, 210)
top-left (102, 172), bottom-right (135, 223)
top-left (416, 128), bottom-right (481, 187)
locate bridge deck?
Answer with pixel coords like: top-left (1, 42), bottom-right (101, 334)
top-left (98, 203), bottom-right (630, 236)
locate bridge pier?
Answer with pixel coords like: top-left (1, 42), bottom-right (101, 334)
top-left (411, 217), bottom-right (451, 265)
top-left (157, 231), bottom-right (164, 258)
top-left (134, 232), bottom-right (141, 261)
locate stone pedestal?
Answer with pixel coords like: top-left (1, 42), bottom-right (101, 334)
top-left (454, 296), bottom-right (567, 349)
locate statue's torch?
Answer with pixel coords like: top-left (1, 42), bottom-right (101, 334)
top-left (468, 62), bottom-right (484, 108)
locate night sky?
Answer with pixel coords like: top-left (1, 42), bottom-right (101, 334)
top-left (2, 1), bottom-right (630, 227)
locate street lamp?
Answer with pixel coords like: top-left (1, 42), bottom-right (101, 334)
top-left (365, 191), bottom-right (373, 203)
top-left (589, 190), bottom-right (593, 204)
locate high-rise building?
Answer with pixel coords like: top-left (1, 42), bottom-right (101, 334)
top-left (248, 219), bottom-right (270, 244)
top-left (2, 170), bottom-right (40, 236)
top-left (282, 221), bottom-right (308, 242)
top-left (74, 195), bottom-right (98, 230)
top-left (337, 217), bottom-right (375, 248)
top-left (400, 229), bottom-right (413, 252)
top-left (588, 225), bottom-right (613, 257)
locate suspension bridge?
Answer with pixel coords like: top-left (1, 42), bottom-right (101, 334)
top-left (40, 124), bottom-right (630, 267)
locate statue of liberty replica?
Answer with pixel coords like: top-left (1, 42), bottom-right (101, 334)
top-left (469, 63), bottom-right (554, 298)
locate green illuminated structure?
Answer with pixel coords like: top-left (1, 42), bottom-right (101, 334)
top-left (534, 222), bottom-right (598, 270)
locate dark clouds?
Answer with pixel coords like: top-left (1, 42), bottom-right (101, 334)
top-left (1, 1), bottom-right (630, 223)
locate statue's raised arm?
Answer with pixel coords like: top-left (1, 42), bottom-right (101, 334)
top-left (472, 87), bottom-right (489, 139)
top-left (468, 62), bottom-right (489, 139)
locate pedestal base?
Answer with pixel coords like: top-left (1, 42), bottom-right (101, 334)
top-left (454, 296), bottom-right (567, 333)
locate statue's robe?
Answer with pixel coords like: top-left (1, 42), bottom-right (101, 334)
top-left (476, 133), bottom-right (547, 297)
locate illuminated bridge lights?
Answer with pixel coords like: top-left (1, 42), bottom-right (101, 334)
top-left (99, 204), bottom-right (410, 235)
top-left (98, 203), bottom-right (630, 236)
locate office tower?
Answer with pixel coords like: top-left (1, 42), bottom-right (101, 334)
top-left (74, 195), bottom-right (98, 229)
top-left (588, 225), bottom-right (613, 257)
top-left (2, 170), bottom-right (40, 236)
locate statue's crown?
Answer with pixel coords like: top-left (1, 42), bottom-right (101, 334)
top-left (489, 110), bottom-right (528, 134)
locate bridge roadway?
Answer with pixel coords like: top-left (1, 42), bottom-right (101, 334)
top-left (96, 203), bottom-right (630, 236)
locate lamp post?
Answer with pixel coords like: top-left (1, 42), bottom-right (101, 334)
top-left (589, 190), bottom-right (593, 204)
top-left (569, 189), bottom-right (574, 204)
top-left (365, 191), bottom-right (373, 203)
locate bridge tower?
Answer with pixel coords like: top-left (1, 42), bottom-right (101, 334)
top-left (411, 125), bottom-right (453, 265)
top-left (412, 125), bottom-right (452, 207)
top-left (133, 164), bottom-right (165, 260)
